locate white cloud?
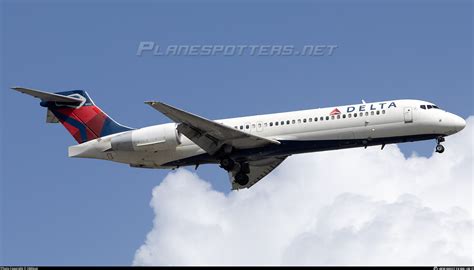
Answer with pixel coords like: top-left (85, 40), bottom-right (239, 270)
top-left (133, 117), bottom-right (474, 266)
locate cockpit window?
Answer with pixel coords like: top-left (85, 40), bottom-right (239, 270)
top-left (421, 104), bottom-right (440, 110)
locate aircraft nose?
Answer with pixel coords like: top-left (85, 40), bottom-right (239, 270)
top-left (451, 114), bottom-right (466, 132)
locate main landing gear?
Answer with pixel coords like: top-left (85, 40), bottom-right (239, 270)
top-left (220, 158), bottom-right (235, 171)
top-left (220, 158), bottom-right (250, 186)
top-left (235, 173), bottom-right (249, 186)
top-left (435, 136), bottom-right (445, 154)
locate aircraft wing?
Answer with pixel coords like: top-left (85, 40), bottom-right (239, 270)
top-left (145, 101), bottom-right (280, 155)
top-left (230, 156), bottom-right (288, 190)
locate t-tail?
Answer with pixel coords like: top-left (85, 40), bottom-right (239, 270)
top-left (12, 87), bottom-right (133, 143)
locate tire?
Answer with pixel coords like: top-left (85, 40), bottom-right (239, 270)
top-left (436, 144), bottom-right (445, 153)
top-left (235, 173), bottom-right (249, 186)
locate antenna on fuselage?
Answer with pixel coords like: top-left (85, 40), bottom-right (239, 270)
top-left (361, 99), bottom-right (366, 104)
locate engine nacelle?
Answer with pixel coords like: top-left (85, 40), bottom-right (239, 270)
top-left (111, 123), bottom-right (181, 152)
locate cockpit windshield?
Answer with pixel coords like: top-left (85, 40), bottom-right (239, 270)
top-left (420, 104), bottom-right (440, 110)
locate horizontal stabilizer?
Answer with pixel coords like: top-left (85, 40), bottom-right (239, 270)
top-left (12, 87), bottom-right (83, 104)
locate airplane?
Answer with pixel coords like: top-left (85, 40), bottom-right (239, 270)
top-left (12, 87), bottom-right (466, 190)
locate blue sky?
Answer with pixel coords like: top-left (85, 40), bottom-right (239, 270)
top-left (1, 0), bottom-right (472, 265)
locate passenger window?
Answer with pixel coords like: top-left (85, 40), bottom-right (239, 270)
top-left (275, 122), bottom-right (279, 126)
top-left (287, 120), bottom-right (290, 125)
top-left (326, 116), bottom-right (329, 120)
top-left (240, 125), bottom-right (243, 129)
top-left (365, 112), bottom-right (369, 116)
top-left (309, 118), bottom-right (312, 122)
top-left (359, 112), bottom-right (363, 117)
top-left (320, 117), bottom-right (324, 121)
top-left (292, 120), bottom-right (296, 124)
top-left (303, 119), bottom-right (307, 123)
top-left (269, 122), bottom-right (273, 127)
top-left (371, 111), bottom-right (374, 115)
top-left (279, 121), bottom-right (283, 125)
top-left (337, 115), bottom-right (341, 119)
top-left (298, 119), bottom-right (302, 124)
top-left (420, 105), bottom-right (426, 109)
top-left (342, 114), bottom-right (346, 119)
top-left (382, 110), bottom-right (386, 114)
top-left (354, 113), bottom-right (357, 118)
top-left (314, 117), bottom-right (318, 122)
top-left (264, 123), bottom-right (268, 127)
top-left (246, 125), bottom-right (250, 129)
top-left (376, 111), bottom-right (380, 115)
top-left (252, 124), bottom-right (256, 128)
top-left (234, 126), bottom-right (237, 129)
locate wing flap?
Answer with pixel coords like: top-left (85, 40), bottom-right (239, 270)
top-left (176, 123), bottom-right (222, 154)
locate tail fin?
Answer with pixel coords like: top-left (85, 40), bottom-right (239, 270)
top-left (13, 87), bottom-right (133, 144)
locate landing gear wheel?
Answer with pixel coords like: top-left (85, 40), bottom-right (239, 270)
top-left (235, 173), bottom-right (249, 186)
top-left (435, 144), bottom-right (445, 153)
top-left (220, 158), bottom-right (235, 171)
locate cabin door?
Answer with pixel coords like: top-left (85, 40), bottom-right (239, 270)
top-left (403, 107), bottom-right (413, 123)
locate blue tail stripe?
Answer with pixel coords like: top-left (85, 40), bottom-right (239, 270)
top-left (52, 111), bottom-right (88, 142)
top-left (100, 118), bottom-right (133, 137)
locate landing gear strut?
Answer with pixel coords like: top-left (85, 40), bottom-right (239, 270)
top-left (435, 136), bottom-right (445, 154)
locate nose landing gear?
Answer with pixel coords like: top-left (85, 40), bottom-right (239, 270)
top-left (435, 136), bottom-right (445, 153)
top-left (435, 144), bottom-right (445, 153)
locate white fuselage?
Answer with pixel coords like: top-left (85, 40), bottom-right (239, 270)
top-left (68, 99), bottom-right (466, 168)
